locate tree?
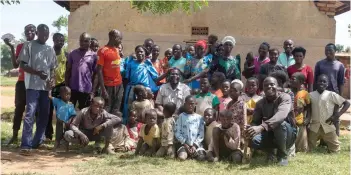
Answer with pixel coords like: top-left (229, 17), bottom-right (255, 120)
top-left (130, 1), bottom-right (208, 14)
top-left (336, 44), bottom-right (344, 53)
top-left (345, 46), bottom-right (350, 53)
top-left (52, 15), bottom-right (68, 44)
top-left (0, 44), bottom-right (13, 72)
top-left (0, 0), bottom-right (19, 5)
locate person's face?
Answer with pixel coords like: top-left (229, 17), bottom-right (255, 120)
top-left (60, 89), bottom-right (71, 102)
top-left (220, 115), bottom-right (232, 129)
top-left (152, 46), bottom-right (160, 59)
top-left (36, 28), bottom-right (49, 44)
top-left (217, 46), bottom-right (224, 57)
top-left (129, 111), bottom-right (137, 124)
top-left (293, 52), bottom-right (304, 64)
top-left (208, 36), bottom-right (217, 44)
top-left (204, 109), bottom-right (215, 125)
top-left (259, 44), bottom-right (269, 57)
top-left (136, 47), bottom-right (145, 62)
top-left (188, 46), bottom-right (195, 56)
top-left (200, 79), bottom-right (210, 93)
top-left (53, 36), bottom-right (65, 49)
top-left (163, 108), bottom-right (171, 118)
top-left (221, 82), bottom-right (230, 96)
top-left (211, 74), bottom-right (220, 86)
top-left (144, 40), bottom-right (154, 55)
top-left (137, 88), bottom-right (146, 99)
top-left (246, 80), bottom-right (258, 95)
top-left (90, 41), bottom-right (99, 52)
top-left (90, 100), bottom-right (104, 115)
top-left (185, 98), bottom-right (196, 113)
top-left (223, 42), bottom-right (233, 54)
top-left (169, 69), bottom-right (180, 84)
top-left (325, 45), bottom-right (336, 60)
top-left (165, 50), bottom-right (172, 59)
top-left (172, 45), bottom-right (182, 58)
top-left (269, 50), bottom-right (279, 64)
top-left (246, 54), bottom-right (254, 63)
top-left (229, 83), bottom-right (241, 100)
top-left (290, 75), bottom-right (301, 89)
top-left (79, 35), bottom-right (91, 50)
top-left (25, 26), bottom-right (36, 41)
top-left (283, 40), bottom-right (294, 54)
top-left (317, 76), bottom-right (328, 92)
top-left (144, 89), bottom-right (154, 99)
top-left (111, 32), bottom-right (122, 46)
top-left (146, 113), bottom-right (157, 126)
top-left (195, 45), bottom-right (205, 58)
top-left (263, 78), bottom-right (278, 98)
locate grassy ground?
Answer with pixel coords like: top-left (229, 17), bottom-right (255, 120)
top-left (1, 88), bottom-right (15, 96)
top-left (0, 76), bottom-right (17, 86)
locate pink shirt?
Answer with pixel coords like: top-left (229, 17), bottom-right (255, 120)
top-left (254, 56), bottom-right (270, 74)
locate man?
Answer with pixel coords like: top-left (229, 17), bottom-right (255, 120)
top-left (247, 77), bottom-right (297, 166)
top-left (168, 44), bottom-right (187, 74)
top-left (97, 29), bottom-right (124, 113)
top-left (19, 24), bottom-right (58, 155)
top-left (144, 38), bottom-right (154, 59)
top-left (46, 33), bottom-right (67, 141)
top-left (64, 97), bottom-right (121, 154)
top-left (65, 32), bottom-right (97, 110)
top-left (3, 24), bottom-right (36, 145)
top-left (155, 68), bottom-right (191, 111)
top-left (278, 39), bottom-right (295, 68)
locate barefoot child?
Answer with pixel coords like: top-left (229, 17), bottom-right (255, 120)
top-left (207, 110), bottom-right (242, 163)
top-left (156, 102), bottom-right (177, 158)
top-left (204, 108), bottom-right (220, 150)
top-left (126, 110), bottom-right (143, 150)
top-left (195, 77), bottom-right (220, 117)
top-left (175, 95), bottom-right (206, 161)
top-left (219, 80), bottom-right (231, 111)
top-left (135, 109), bottom-right (160, 156)
top-left (242, 77), bottom-right (262, 124)
top-left (109, 112), bottom-right (134, 152)
top-left (51, 86), bottom-right (76, 152)
top-left (131, 85), bottom-right (154, 123)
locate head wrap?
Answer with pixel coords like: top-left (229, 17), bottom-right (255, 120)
top-left (195, 40), bottom-right (207, 50)
top-left (231, 79), bottom-right (244, 89)
top-left (221, 36), bottom-right (236, 46)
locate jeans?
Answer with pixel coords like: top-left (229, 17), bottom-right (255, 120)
top-left (21, 89), bottom-right (50, 149)
top-left (251, 121), bottom-right (297, 159)
top-left (13, 81), bottom-right (26, 131)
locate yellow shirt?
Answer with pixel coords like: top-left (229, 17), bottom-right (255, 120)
top-left (139, 124), bottom-right (160, 146)
top-left (294, 90), bottom-right (311, 125)
top-left (55, 50), bottom-right (66, 85)
top-left (245, 95), bottom-right (262, 124)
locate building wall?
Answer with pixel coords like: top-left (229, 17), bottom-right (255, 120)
top-left (67, 1), bottom-right (336, 71)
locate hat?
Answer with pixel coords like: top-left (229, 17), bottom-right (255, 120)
top-left (221, 36), bottom-right (236, 46)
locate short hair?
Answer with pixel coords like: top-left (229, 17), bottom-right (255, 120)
top-left (318, 74), bottom-right (329, 81)
top-left (25, 24), bottom-right (36, 30)
top-left (152, 44), bottom-right (160, 50)
top-left (59, 86), bottom-right (71, 93)
top-left (91, 38), bottom-right (98, 42)
top-left (326, 43), bottom-right (336, 50)
top-left (292, 46), bottom-right (306, 56)
top-left (292, 72), bottom-right (306, 84)
top-left (223, 79), bottom-right (231, 84)
top-left (185, 95), bottom-right (194, 102)
top-left (114, 111), bottom-right (123, 117)
top-left (163, 102), bottom-right (177, 115)
top-left (37, 24), bottom-right (49, 32)
top-left (53, 33), bottom-right (64, 40)
top-left (261, 42), bottom-right (270, 50)
top-left (216, 44), bottom-right (223, 52)
top-left (200, 77), bottom-right (209, 82)
top-left (145, 109), bottom-right (157, 117)
top-left (205, 108), bottom-right (217, 118)
top-left (208, 34), bottom-right (218, 41)
top-left (269, 48), bottom-right (280, 54)
top-left (108, 29), bottom-right (121, 38)
top-left (133, 85), bottom-right (145, 95)
top-left (144, 38), bottom-right (154, 44)
top-left (129, 109), bottom-right (137, 115)
top-left (212, 71), bottom-right (226, 82)
top-left (173, 44), bottom-right (183, 51)
top-left (246, 52), bottom-right (254, 59)
top-left (92, 97), bottom-right (105, 104)
top-left (135, 45), bottom-right (147, 53)
top-left (247, 77), bottom-right (259, 85)
top-left (219, 110), bottom-right (233, 119)
top-left (269, 70), bottom-right (289, 85)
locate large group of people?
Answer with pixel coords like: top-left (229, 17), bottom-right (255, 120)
top-left (3, 23), bottom-right (350, 166)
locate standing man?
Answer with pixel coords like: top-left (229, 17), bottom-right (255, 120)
top-left (144, 38), bottom-right (154, 59)
top-left (19, 24), bottom-right (57, 155)
top-left (65, 32), bottom-right (98, 110)
top-left (45, 33), bottom-right (67, 141)
top-left (278, 39), bottom-right (295, 68)
top-left (3, 24), bottom-right (36, 145)
top-left (97, 29), bottom-right (124, 113)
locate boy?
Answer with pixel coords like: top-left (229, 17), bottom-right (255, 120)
top-left (204, 108), bottom-right (220, 150)
top-left (135, 109), bottom-right (160, 156)
top-left (175, 95), bottom-right (206, 161)
top-left (195, 77), bottom-right (220, 117)
top-left (242, 52), bottom-right (255, 79)
top-left (308, 74), bottom-right (350, 153)
top-left (242, 77), bottom-right (262, 124)
top-left (207, 110), bottom-right (242, 163)
top-left (291, 72), bottom-right (310, 152)
top-left (210, 72), bottom-right (226, 98)
top-left (156, 102), bottom-right (177, 158)
top-left (109, 111), bottom-right (134, 152)
top-left (219, 80), bottom-right (232, 111)
top-left (90, 38), bottom-right (99, 52)
top-left (131, 85), bottom-right (154, 123)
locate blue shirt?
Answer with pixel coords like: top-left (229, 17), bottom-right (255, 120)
top-left (168, 56), bottom-right (187, 73)
top-left (125, 59), bottom-right (159, 92)
top-left (278, 52), bottom-right (295, 68)
top-left (52, 97), bottom-right (76, 123)
top-left (184, 56), bottom-right (212, 89)
top-left (174, 112), bottom-right (205, 147)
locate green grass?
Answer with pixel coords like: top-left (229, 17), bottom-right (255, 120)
top-left (1, 89), bottom-right (15, 96)
top-left (0, 76), bottom-right (17, 86)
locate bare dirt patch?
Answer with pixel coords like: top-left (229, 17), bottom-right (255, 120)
top-left (1, 86), bottom-right (15, 108)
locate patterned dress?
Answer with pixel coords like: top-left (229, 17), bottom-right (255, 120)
top-left (227, 97), bottom-right (247, 131)
top-left (210, 55), bottom-right (241, 81)
top-left (184, 56), bottom-right (212, 89)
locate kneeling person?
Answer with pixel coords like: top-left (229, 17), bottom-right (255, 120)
top-left (64, 97), bottom-right (121, 154)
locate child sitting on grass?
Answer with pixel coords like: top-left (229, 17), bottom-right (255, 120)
top-left (219, 80), bottom-right (231, 111)
top-left (242, 77), bottom-right (262, 124)
top-left (131, 85), bottom-right (154, 123)
top-left (207, 110), bottom-right (242, 163)
top-left (195, 77), bottom-right (220, 117)
top-left (156, 102), bottom-right (177, 158)
top-left (204, 108), bottom-right (220, 150)
top-left (227, 80), bottom-right (247, 134)
top-left (51, 86), bottom-right (76, 152)
top-left (126, 110), bottom-right (143, 151)
top-left (135, 109), bottom-right (160, 156)
top-left (109, 111), bottom-right (134, 152)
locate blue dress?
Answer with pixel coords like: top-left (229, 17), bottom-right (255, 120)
top-left (184, 55), bottom-right (212, 89)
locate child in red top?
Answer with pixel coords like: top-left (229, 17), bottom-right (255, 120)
top-left (126, 110), bottom-right (143, 150)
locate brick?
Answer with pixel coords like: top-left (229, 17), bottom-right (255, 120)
top-left (326, 12), bottom-right (335, 16)
top-left (326, 4), bottom-right (335, 8)
top-left (316, 2), bottom-right (327, 7)
top-left (319, 7), bottom-right (329, 11)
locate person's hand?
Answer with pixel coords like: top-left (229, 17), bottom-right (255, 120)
top-left (101, 88), bottom-right (109, 102)
top-left (190, 146), bottom-right (196, 154)
top-left (78, 133), bottom-right (89, 146)
top-left (38, 71), bottom-right (48, 80)
top-left (303, 117), bottom-right (311, 126)
top-left (49, 79), bottom-right (55, 88)
top-left (3, 38), bottom-right (13, 48)
top-left (89, 92), bottom-right (95, 101)
top-left (246, 125), bottom-right (264, 139)
top-left (326, 114), bottom-right (339, 125)
top-left (247, 108), bottom-right (254, 115)
top-left (183, 144), bottom-right (191, 154)
top-left (183, 79), bottom-right (191, 84)
top-left (93, 125), bottom-right (104, 135)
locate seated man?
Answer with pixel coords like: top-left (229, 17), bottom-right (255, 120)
top-left (64, 97), bottom-right (121, 154)
top-left (247, 77), bottom-right (297, 166)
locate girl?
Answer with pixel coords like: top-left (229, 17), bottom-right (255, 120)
top-left (151, 45), bottom-right (166, 84)
top-left (131, 85), bottom-right (154, 123)
top-left (253, 42), bottom-right (270, 75)
top-left (242, 77), bottom-right (262, 124)
top-left (219, 80), bottom-right (231, 111)
top-left (126, 110), bottom-right (143, 150)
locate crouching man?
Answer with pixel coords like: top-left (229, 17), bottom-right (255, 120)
top-left (64, 97), bottom-right (121, 154)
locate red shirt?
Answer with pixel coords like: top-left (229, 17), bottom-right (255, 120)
top-left (15, 43), bottom-right (25, 81)
top-left (97, 46), bottom-right (122, 86)
top-left (287, 65), bottom-right (314, 85)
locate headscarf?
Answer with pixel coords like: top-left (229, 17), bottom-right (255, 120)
top-left (195, 40), bottom-right (207, 50)
top-left (231, 79), bottom-right (244, 90)
top-left (221, 36), bottom-right (236, 46)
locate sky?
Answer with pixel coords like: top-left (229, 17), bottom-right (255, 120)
top-left (0, 1), bottom-right (350, 47)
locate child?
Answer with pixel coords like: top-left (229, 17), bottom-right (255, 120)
top-left (135, 109), bottom-right (160, 156)
top-left (242, 52), bottom-right (255, 79)
top-left (109, 112), bottom-right (134, 152)
top-left (195, 77), bottom-right (220, 117)
top-left (156, 102), bottom-right (177, 158)
top-left (144, 87), bottom-right (155, 106)
top-left (219, 80), bottom-right (232, 111)
top-left (51, 86), bottom-right (76, 152)
top-left (126, 110), bottom-right (143, 150)
top-left (204, 108), bottom-right (220, 150)
top-left (227, 80), bottom-right (247, 134)
top-left (90, 38), bottom-right (99, 52)
top-left (207, 110), bottom-right (242, 163)
top-left (131, 85), bottom-right (154, 123)
top-left (242, 77), bottom-right (262, 124)
top-left (308, 74), bottom-right (350, 153)
top-left (210, 71), bottom-right (226, 98)
top-left (291, 72), bottom-right (310, 152)
top-left (191, 88), bottom-right (201, 96)
top-left (175, 95), bottom-right (206, 161)
top-left (161, 48), bottom-right (172, 73)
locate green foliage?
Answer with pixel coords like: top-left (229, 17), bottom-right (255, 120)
top-left (0, 0), bottom-right (19, 5)
top-left (52, 15), bottom-right (68, 44)
top-left (345, 46), bottom-right (350, 53)
top-left (336, 44), bottom-right (344, 53)
top-left (130, 0), bottom-right (208, 15)
top-left (0, 44), bottom-right (13, 72)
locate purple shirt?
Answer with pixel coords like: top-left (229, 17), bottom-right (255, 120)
top-left (68, 49), bottom-right (97, 93)
top-left (314, 58), bottom-right (345, 94)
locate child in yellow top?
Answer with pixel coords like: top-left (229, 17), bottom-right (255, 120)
top-left (242, 77), bottom-right (262, 124)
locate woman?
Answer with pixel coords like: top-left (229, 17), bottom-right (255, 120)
top-left (210, 36), bottom-right (241, 81)
top-left (123, 45), bottom-right (167, 123)
top-left (254, 42), bottom-right (270, 75)
top-left (183, 40), bottom-right (212, 89)
top-left (287, 46), bottom-right (313, 92)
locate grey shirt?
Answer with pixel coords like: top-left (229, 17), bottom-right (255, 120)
top-left (19, 40), bottom-right (57, 91)
top-left (314, 59), bottom-right (345, 94)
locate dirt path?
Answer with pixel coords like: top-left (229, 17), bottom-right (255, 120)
top-left (0, 86), bottom-right (15, 108)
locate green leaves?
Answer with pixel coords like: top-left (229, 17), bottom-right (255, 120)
top-left (130, 0), bottom-right (208, 15)
top-left (0, 0), bottom-right (20, 5)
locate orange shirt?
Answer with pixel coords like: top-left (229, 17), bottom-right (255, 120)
top-left (160, 57), bottom-right (169, 74)
top-left (211, 89), bottom-right (223, 98)
top-left (152, 59), bottom-right (165, 83)
top-left (97, 46), bottom-right (122, 86)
